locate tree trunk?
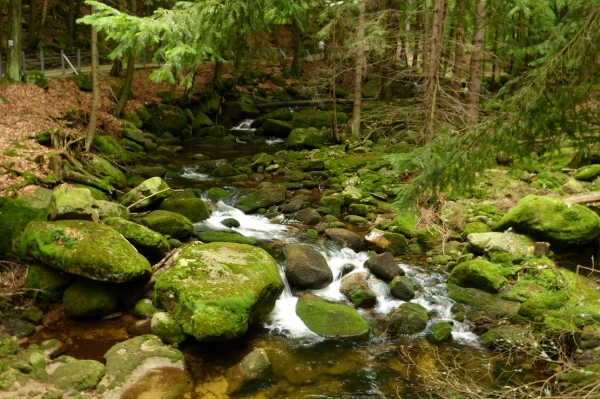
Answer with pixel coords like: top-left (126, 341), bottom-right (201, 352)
top-left (331, 21), bottom-right (339, 143)
top-left (28, 0), bottom-right (39, 49)
top-left (380, 0), bottom-right (399, 102)
top-left (73, 0), bottom-right (83, 37)
top-left (113, 52), bottom-right (135, 117)
top-left (0, 1), bottom-right (5, 53)
top-left (351, 0), bottom-right (366, 138)
top-left (110, 58), bottom-right (123, 77)
top-left (412, 12), bottom-right (421, 68)
top-left (421, 0), bottom-right (445, 143)
top-left (451, 0), bottom-right (465, 98)
top-left (213, 59), bottom-right (223, 87)
top-left (422, 6), bottom-right (430, 74)
top-left (465, 0), bottom-right (486, 126)
top-left (40, 0), bottom-right (48, 28)
top-left (290, 18), bottom-right (306, 78)
top-left (6, 0), bottom-right (22, 82)
top-left (85, 5), bottom-right (100, 152)
top-left (66, 0), bottom-right (73, 51)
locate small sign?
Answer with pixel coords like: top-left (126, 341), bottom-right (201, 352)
top-left (8, 40), bottom-right (13, 47)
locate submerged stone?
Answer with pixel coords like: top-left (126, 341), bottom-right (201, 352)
top-left (153, 242), bottom-right (284, 341)
top-left (387, 302), bottom-right (428, 335)
top-left (20, 220), bottom-right (151, 283)
top-left (284, 244), bottom-right (333, 289)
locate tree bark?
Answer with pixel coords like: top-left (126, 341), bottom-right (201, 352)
top-left (422, 5), bottom-right (430, 73)
top-left (465, 0), bottom-right (486, 126)
top-left (66, 0), bottom-right (74, 51)
top-left (380, 0), bottom-right (400, 102)
top-left (213, 59), bottom-right (223, 87)
top-left (73, 0), bottom-right (83, 37)
top-left (412, 12), bottom-right (421, 68)
top-left (331, 21), bottom-right (339, 143)
top-left (421, 0), bottom-right (445, 143)
top-left (85, 5), bottom-right (100, 152)
top-left (290, 18), bottom-right (306, 78)
top-left (28, 0), bottom-right (39, 49)
top-left (6, 0), bottom-right (22, 82)
top-left (0, 1), bottom-right (5, 53)
top-left (40, 0), bottom-right (48, 28)
top-left (351, 0), bottom-right (366, 138)
top-left (113, 52), bottom-right (135, 117)
top-left (451, 0), bottom-right (465, 98)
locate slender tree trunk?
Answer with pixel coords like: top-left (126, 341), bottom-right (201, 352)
top-left (86, 5), bottom-right (100, 152)
top-left (421, 0), bottom-right (445, 143)
top-left (422, 6), bottom-right (430, 74)
top-left (412, 12), bottom-right (422, 68)
top-left (6, 0), bottom-right (22, 82)
top-left (381, 0), bottom-right (400, 102)
top-left (0, 1), bottom-right (5, 53)
top-left (451, 0), bottom-right (465, 98)
top-left (113, 52), bottom-right (135, 117)
top-left (40, 0), bottom-right (48, 28)
top-left (351, 0), bottom-right (366, 138)
top-left (110, 58), bottom-right (123, 76)
top-left (466, 0), bottom-right (486, 125)
top-left (490, 28), bottom-right (498, 91)
top-left (66, 0), bottom-right (73, 51)
top-left (28, 0), bottom-right (39, 49)
top-left (213, 59), bottom-right (223, 87)
top-left (290, 18), bottom-right (306, 78)
top-left (331, 21), bottom-right (339, 143)
top-left (73, 0), bottom-right (83, 37)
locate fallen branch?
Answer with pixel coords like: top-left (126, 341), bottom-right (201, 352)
top-left (126, 188), bottom-right (179, 210)
top-left (564, 192), bottom-right (600, 205)
top-left (63, 169), bottom-right (115, 193)
top-left (152, 247), bottom-right (184, 275)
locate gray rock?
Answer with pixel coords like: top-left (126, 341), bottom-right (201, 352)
top-left (339, 272), bottom-right (378, 307)
top-left (294, 208), bottom-right (322, 225)
top-left (467, 232), bottom-right (535, 263)
top-left (51, 359), bottom-right (105, 391)
top-left (49, 185), bottom-right (98, 221)
top-left (389, 276), bottom-right (416, 301)
top-left (364, 252), bottom-right (403, 282)
top-left (226, 348), bottom-right (271, 394)
top-left (387, 303), bottom-right (428, 335)
top-left (284, 243), bottom-right (333, 289)
top-left (95, 200), bottom-right (130, 220)
top-left (234, 184), bottom-right (287, 213)
top-left (120, 177), bottom-right (173, 211)
top-left (325, 228), bottom-right (365, 252)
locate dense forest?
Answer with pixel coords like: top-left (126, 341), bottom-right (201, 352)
top-left (0, 1), bottom-right (600, 398)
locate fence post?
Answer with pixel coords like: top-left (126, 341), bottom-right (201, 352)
top-left (40, 50), bottom-right (44, 73)
top-left (21, 52), bottom-right (26, 74)
top-left (77, 49), bottom-right (81, 70)
top-left (61, 50), bottom-right (65, 74)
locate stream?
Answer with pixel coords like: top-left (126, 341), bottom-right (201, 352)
top-left (30, 135), bottom-right (534, 398)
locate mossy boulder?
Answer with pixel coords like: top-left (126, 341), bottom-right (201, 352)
top-left (222, 102), bottom-right (260, 119)
top-left (339, 272), bottom-right (378, 307)
top-left (24, 263), bottom-right (74, 300)
top-left (104, 217), bottom-right (170, 258)
top-left (138, 210), bottom-right (194, 240)
top-left (234, 184), bottom-right (287, 213)
top-left (226, 348), bottom-right (271, 394)
top-left (447, 282), bottom-right (519, 319)
top-left (93, 135), bottom-right (134, 164)
top-left (151, 312), bottom-right (188, 345)
top-left (0, 188), bottom-right (52, 257)
top-left (52, 359), bottom-right (105, 391)
top-left (480, 325), bottom-right (529, 348)
top-left (20, 220), bottom-right (151, 283)
top-left (390, 212), bottom-right (419, 237)
top-left (319, 195), bottom-right (344, 217)
top-left (389, 276), bottom-right (416, 301)
top-left (387, 303), bottom-right (428, 335)
top-left (62, 279), bottom-right (120, 317)
top-left (575, 164), bottom-right (600, 181)
top-left (158, 197), bottom-right (210, 223)
top-left (448, 259), bottom-right (508, 294)
top-left (207, 188), bottom-right (229, 202)
top-left (285, 127), bottom-right (327, 150)
top-left (295, 293), bottom-right (370, 338)
top-left (120, 177), bottom-right (173, 211)
top-left (427, 322), bottom-right (452, 344)
top-left (461, 221), bottom-right (491, 239)
top-left (97, 335), bottom-right (193, 399)
top-left (284, 244), bottom-right (333, 289)
top-left (153, 242), bottom-right (284, 341)
top-left (211, 163), bottom-right (242, 178)
top-left (24, 71), bottom-right (48, 89)
top-left (95, 200), bottom-right (130, 220)
top-left (517, 290), bottom-right (570, 321)
top-left (467, 232), bottom-right (535, 263)
top-left (49, 185), bottom-right (98, 222)
top-left (193, 228), bottom-right (257, 245)
top-left (87, 155), bottom-right (127, 189)
top-left (262, 119), bottom-right (294, 136)
top-left (495, 195), bottom-right (600, 246)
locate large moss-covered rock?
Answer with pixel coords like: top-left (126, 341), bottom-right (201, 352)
top-left (95, 200), bottom-right (130, 220)
top-left (87, 155), bottom-right (127, 189)
top-left (518, 290), bottom-right (570, 321)
top-left (0, 188), bottom-right (52, 257)
top-left (575, 164), bottom-right (600, 181)
top-left (62, 279), bottom-right (120, 317)
top-left (284, 244), bottom-right (333, 289)
top-left (389, 276), bottom-right (416, 301)
top-left (120, 177), bottom-right (173, 211)
top-left (448, 259), bottom-right (508, 294)
top-left (319, 195), bottom-right (344, 217)
top-left (93, 135), bottom-right (134, 164)
top-left (49, 185), bottom-right (98, 221)
top-left (138, 210), bottom-right (194, 239)
top-left (52, 359), bottom-right (105, 391)
top-left (495, 195), bottom-right (600, 246)
top-left (158, 197), bottom-right (210, 223)
top-left (104, 217), bottom-right (170, 258)
top-left (285, 127), bottom-right (327, 150)
top-left (427, 322), bottom-right (452, 344)
top-left (234, 184), bottom-right (287, 213)
top-left (295, 293), bottom-right (370, 338)
top-left (153, 242), bottom-right (284, 341)
top-left (365, 230), bottom-right (408, 256)
top-left (480, 325), bottom-right (529, 348)
top-left (447, 283), bottom-right (519, 319)
top-left (262, 119), bottom-right (294, 136)
top-left (25, 263), bottom-right (74, 300)
top-left (387, 303), bottom-right (428, 335)
top-left (97, 335), bottom-right (193, 399)
top-left (194, 227), bottom-right (257, 245)
top-left (467, 232), bottom-right (535, 263)
top-left (20, 220), bottom-right (151, 283)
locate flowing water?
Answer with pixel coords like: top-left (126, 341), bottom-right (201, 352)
top-left (29, 138), bottom-right (533, 398)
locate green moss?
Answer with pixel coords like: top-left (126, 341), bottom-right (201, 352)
top-left (387, 303), bottom-right (429, 335)
top-left (158, 197), bottom-right (210, 223)
top-left (151, 312), bottom-right (187, 344)
top-left (63, 279), bottom-right (120, 317)
top-left (138, 210), bottom-right (194, 240)
top-left (295, 293), bottom-right (369, 338)
top-left (52, 359), bottom-right (105, 391)
top-left (462, 222), bottom-right (491, 239)
top-left (447, 283), bottom-right (519, 319)
top-left (103, 217), bottom-right (170, 258)
top-left (0, 338), bottom-right (19, 356)
top-left (92, 135), bottom-right (134, 164)
top-left (194, 229), bottom-right (257, 245)
top-left (134, 299), bottom-right (159, 318)
top-left (427, 322), bottom-right (452, 344)
top-left (449, 259), bottom-right (509, 293)
top-left (518, 290), bottom-right (569, 321)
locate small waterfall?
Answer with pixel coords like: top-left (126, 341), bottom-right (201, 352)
top-left (179, 165), bottom-right (213, 181)
top-left (230, 119), bottom-right (256, 132)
